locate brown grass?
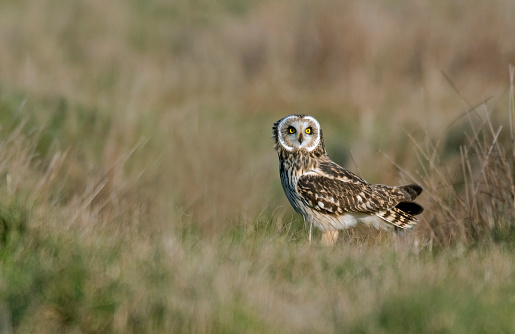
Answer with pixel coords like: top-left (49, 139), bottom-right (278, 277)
top-left (0, 0), bottom-right (514, 332)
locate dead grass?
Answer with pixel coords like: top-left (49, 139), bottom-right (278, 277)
top-left (392, 65), bottom-right (515, 248)
top-left (0, 0), bottom-right (515, 332)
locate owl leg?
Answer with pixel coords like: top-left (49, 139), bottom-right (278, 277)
top-left (321, 230), bottom-right (339, 246)
top-left (304, 216), bottom-right (314, 243)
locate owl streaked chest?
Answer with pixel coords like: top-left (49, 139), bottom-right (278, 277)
top-left (278, 154), bottom-right (319, 214)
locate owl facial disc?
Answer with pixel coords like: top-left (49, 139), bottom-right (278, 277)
top-left (277, 115), bottom-right (321, 152)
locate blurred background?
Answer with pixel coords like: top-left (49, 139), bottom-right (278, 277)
top-left (1, 0), bottom-right (514, 332)
top-left (1, 0), bottom-right (514, 225)
top-left (1, 0), bottom-right (514, 231)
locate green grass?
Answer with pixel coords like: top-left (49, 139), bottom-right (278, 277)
top-left (1, 0), bottom-right (515, 332)
top-left (2, 212), bottom-right (514, 333)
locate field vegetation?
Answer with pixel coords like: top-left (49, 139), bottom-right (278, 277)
top-left (0, 0), bottom-right (514, 332)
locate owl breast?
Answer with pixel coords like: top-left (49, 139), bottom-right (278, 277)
top-left (279, 161), bottom-right (306, 216)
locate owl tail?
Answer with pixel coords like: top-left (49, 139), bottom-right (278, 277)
top-left (375, 207), bottom-right (419, 230)
top-left (395, 201), bottom-right (424, 215)
top-left (376, 183), bottom-right (424, 230)
top-left (399, 184), bottom-right (423, 201)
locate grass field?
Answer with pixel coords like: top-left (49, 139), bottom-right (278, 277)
top-left (1, 0), bottom-right (515, 332)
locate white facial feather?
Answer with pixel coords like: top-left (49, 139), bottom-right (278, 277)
top-left (277, 115), bottom-right (297, 152)
top-left (303, 116), bottom-right (321, 152)
top-left (277, 115), bottom-right (321, 152)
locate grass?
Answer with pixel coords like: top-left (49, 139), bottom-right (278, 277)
top-left (1, 0), bottom-right (515, 332)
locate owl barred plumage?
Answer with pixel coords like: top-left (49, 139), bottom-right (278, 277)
top-left (273, 114), bottom-right (423, 246)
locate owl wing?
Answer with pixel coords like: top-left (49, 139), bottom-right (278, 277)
top-left (296, 161), bottom-right (413, 215)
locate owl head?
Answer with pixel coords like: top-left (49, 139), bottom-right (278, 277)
top-left (273, 114), bottom-right (326, 155)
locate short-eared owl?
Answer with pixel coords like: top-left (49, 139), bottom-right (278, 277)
top-left (273, 115), bottom-right (423, 245)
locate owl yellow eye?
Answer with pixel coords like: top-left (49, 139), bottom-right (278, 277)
top-left (288, 127), bottom-right (296, 134)
top-left (305, 127), bottom-right (312, 134)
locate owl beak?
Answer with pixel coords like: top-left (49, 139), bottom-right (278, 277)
top-left (298, 134), bottom-right (303, 144)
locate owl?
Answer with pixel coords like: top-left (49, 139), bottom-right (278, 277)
top-left (273, 114), bottom-right (423, 245)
